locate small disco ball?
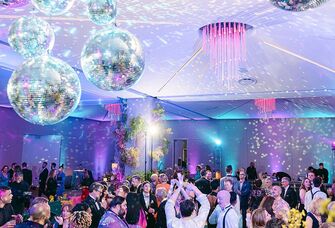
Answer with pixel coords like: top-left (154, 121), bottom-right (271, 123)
top-left (270, 0), bottom-right (328, 11)
top-left (8, 16), bottom-right (55, 59)
top-left (88, 0), bottom-right (117, 26)
top-left (7, 56), bottom-right (81, 125)
top-left (31, 0), bottom-right (75, 15)
top-left (81, 27), bottom-right (145, 91)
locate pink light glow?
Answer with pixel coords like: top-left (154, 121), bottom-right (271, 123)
top-left (202, 22), bottom-right (249, 88)
top-left (105, 103), bottom-right (121, 123)
top-left (254, 98), bottom-right (276, 117)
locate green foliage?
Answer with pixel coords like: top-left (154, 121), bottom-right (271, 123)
top-left (128, 116), bottom-right (146, 139)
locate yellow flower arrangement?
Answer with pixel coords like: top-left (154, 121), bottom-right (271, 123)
top-left (286, 208), bottom-right (305, 228)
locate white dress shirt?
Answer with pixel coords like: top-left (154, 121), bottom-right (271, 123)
top-left (217, 205), bottom-right (239, 228)
top-left (304, 187), bottom-right (327, 212)
top-left (165, 194), bottom-right (210, 228)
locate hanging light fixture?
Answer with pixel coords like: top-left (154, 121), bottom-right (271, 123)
top-left (254, 98), bottom-right (276, 118)
top-left (201, 22), bottom-right (253, 88)
top-left (270, 0), bottom-right (328, 12)
top-left (105, 103), bottom-right (121, 124)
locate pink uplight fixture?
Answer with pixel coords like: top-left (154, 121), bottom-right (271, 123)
top-left (254, 98), bottom-right (276, 118)
top-left (105, 103), bottom-right (121, 123)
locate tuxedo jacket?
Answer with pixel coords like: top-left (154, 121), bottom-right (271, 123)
top-left (139, 193), bottom-right (158, 228)
top-left (281, 186), bottom-right (297, 208)
top-left (39, 168), bottom-right (48, 186)
top-left (237, 181), bottom-right (251, 208)
top-left (22, 168), bottom-right (32, 186)
top-left (83, 195), bottom-right (106, 228)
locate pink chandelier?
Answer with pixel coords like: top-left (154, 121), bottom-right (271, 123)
top-left (105, 103), bottom-right (121, 124)
top-left (254, 98), bottom-right (276, 118)
top-left (201, 22), bottom-right (252, 88)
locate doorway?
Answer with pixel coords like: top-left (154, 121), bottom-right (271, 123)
top-left (173, 139), bottom-right (187, 169)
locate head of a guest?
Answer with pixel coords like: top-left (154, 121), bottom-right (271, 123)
top-left (89, 182), bottom-right (104, 200)
top-left (281, 177), bottom-right (290, 188)
top-left (300, 178), bottom-right (311, 191)
top-left (51, 162), bottom-right (56, 170)
top-left (254, 179), bottom-right (263, 188)
top-left (159, 173), bottom-right (168, 184)
top-left (307, 170), bottom-right (316, 181)
top-left (14, 172), bottom-right (23, 183)
top-left (110, 196), bottom-right (127, 218)
top-left (210, 179), bottom-right (220, 193)
top-left (217, 190), bottom-right (231, 209)
top-left (226, 165), bottom-right (233, 175)
top-left (259, 196), bottom-right (275, 218)
top-left (150, 174), bottom-right (158, 184)
top-left (196, 165), bottom-right (202, 172)
top-left (1, 165), bottom-right (9, 173)
top-left (69, 211), bottom-right (92, 228)
top-left (49, 169), bottom-right (56, 179)
top-left (72, 203), bottom-right (91, 215)
top-left (131, 175), bottom-right (141, 188)
top-left (155, 187), bottom-right (167, 202)
top-left (11, 163), bottom-right (16, 169)
top-left (22, 162), bottom-right (27, 169)
top-left (0, 186), bottom-right (12, 205)
top-left (252, 208), bottom-right (271, 228)
top-left (319, 163), bottom-right (324, 169)
top-left (264, 177), bottom-right (272, 189)
top-left (313, 177), bottom-right (322, 188)
top-left (14, 164), bottom-right (21, 173)
top-left (142, 181), bottom-right (151, 194)
top-left (58, 164), bottom-right (64, 172)
top-left (116, 185), bottom-right (130, 198)
top-left (205, 170), bottom-right (212, 180)
top-left (265, 218), bottom-right (285, 228)
top-left (224, 179), bottom-right (233, 192)
top-left (239, 169), bottom-right (246, 181)
top-left (271, 185), bottom-right (282, 198)
top-left (250, 162), bottom-right (255, 167)
top-left (42, 162), bottom-right (47, 169)
top-left (29, 197), bottom-right (51, 225)
top-left (180, 199), bottom-right (196, 218)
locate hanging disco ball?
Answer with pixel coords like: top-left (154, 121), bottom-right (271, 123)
top-left (88, 0), bottom-right (117, 26)
top-left (81, 27), bottom-right (145, 91)
top-left (7, 56), bottom-right (81, 125)
top-left (31, 0), bottom-right (75, 15)
top-left (270, 0), bottom-right (328, 11)
top-left (0, 0), bottom-right (29, 8)
top-left (8, 16), bottom-right (55, 59)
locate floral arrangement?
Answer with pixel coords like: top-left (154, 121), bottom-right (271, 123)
top-left (120, 147), bottom-right (140, 167)
top-left (286, 208), bottom-right (305, 228)
top-left (320, 198), bottom-right (335, 222)
top-left (128, 116), bottom-right (146, 139)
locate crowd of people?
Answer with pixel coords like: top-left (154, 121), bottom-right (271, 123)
top-left (0, 161), bottom-right (335, 228)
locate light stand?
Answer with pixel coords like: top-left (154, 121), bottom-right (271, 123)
top-left (144, 132), bottom-right (147, 180)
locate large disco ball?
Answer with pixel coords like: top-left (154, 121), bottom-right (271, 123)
top-left (270, 0), bottom-right (328, 11)
top-left (0, 0), bottom-right (29, 8)
top-left (7, 56), bottom-right (81, 125)
top-left (88, 0), bottom-right (117, 25)
top-left (81, 27), bottom-right (145, 91)
top-left (31, 0), bottom-right (75, 15)
top-left (8, 16), bottom-right (55, 59)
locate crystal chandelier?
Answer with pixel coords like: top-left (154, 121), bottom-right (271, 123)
top-left (201, 22), bottom-right (253, 88)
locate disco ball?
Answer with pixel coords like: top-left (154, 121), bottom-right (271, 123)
top-left (88, 0), bottom-right (117, 26)
top-left (8, 16), bottom-right (55, 59)
top-left (7, 56), bottom-right (81, 125)
top-left (0, 0), bottom-right (29, 8)
top-left (270, 0), bottom-right (328, 11)
top-left (31, 0), bottom-right (75, 15)
top-left (81, 27), bottom-right (145, 91)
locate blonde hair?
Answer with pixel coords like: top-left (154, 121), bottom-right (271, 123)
top-left (155, 187), bottom-right (167, 201)
top-left (251, 208), bottom-right (267, 228)
top-left (70, 211), bottom-right (92, 228)
top-left (309, 198), bottom-right (323, 215)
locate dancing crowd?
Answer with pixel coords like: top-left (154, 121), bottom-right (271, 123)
top-left (0, 161), bottom-right (335, 228)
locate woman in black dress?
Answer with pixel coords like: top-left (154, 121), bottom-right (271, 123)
top-left (45, 169), bottom-right (57, 200)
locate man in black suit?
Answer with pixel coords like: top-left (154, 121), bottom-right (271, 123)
top-left (139, 181), bottom-right (158, 227)
top-left (317, 163), bottom-right (329, 184)
top-left (237, 168), bottom-right (251, 228)
top-left (281, 177), bottom-right (297, 209)
top-left (83, 182), bottom-right (106, 228)
top-left (38, 162), bottom-right (48, 197)
top-left (8, 163), bottom-right (16, 182)
top-left (21, 162), bottom-right (32, 187)
top-left (195, 169), bottom-right (212, 194)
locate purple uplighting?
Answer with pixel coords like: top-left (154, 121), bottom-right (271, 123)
top-left (1, 0), bottom-right (29, 8)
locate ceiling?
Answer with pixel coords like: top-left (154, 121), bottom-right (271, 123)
top-left (0, 0), bottom-right (335, 120)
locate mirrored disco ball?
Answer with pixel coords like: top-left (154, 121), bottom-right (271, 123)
top-left (270, 0), bottom-right (328, 11)
top-left (7, 56), bottom-right (81, 125)
top-left (0, 0), bottom-right (29, 8)
top-left (81, 27), bottom-right (145, 91)
top-left (31, 0), bottom-right (75, 15)
top-left (88, 0), bottom-right (117, 25)
top-left (8, 16), bottom-right (55, 59)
